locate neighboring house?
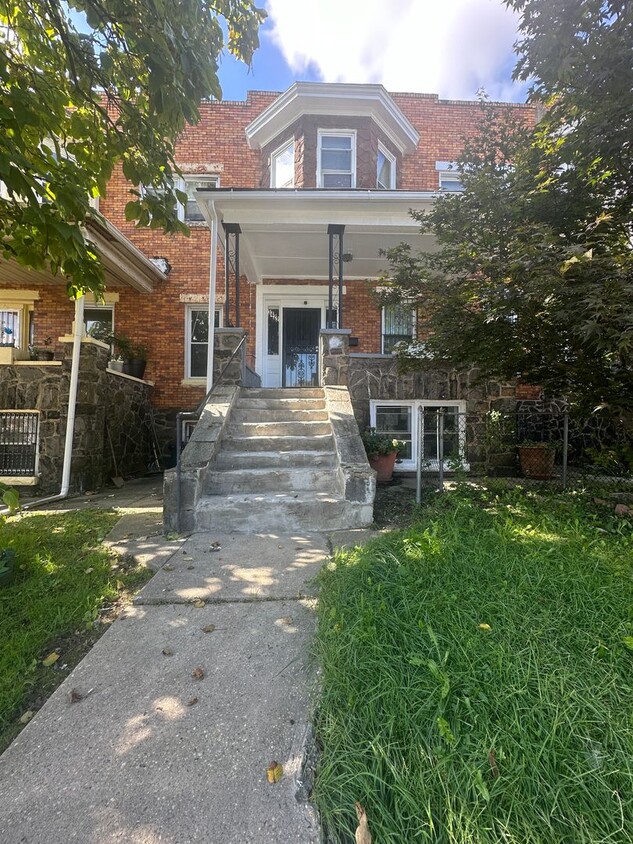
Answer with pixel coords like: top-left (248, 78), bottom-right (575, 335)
top-left (0, 82), bottom-right (538, 489)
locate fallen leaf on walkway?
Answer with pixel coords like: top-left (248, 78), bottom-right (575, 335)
top-left (19, 710), bottom-right (35, 724)
top-left (187, 696), bottom-right (199, 706)
top-left (202, 624), bottom-right (216, 633)
top-left (163, 564), bottom-right (175, 571)
top-left (192, 599), bottom-right (205, 608)
top-left (278, 616), bottom-right (293, 625)
top-left (355, 802), bottom-right (371, 843)
top-left (192, 667), bottom-right (205, 680)
top-left (210, 542), bottom-right (221, 552)
top-left (68, 689), bottom-right (83, 704)
top-left (42, 651), bottom-right (60, 667)
top-left (162, 647), bottom-right (174, 656)
top-left (266, 761), bottom-right (283, 783)
top-left (187, 565), bottom-right (195, 570)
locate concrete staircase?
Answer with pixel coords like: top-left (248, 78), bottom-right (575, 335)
top-left (191, 387), bottom-right (373, 533)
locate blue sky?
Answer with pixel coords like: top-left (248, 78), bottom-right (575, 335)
top-left (218, 0), bottom-right (529, 103)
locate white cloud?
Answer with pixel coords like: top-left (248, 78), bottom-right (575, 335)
top-left (266, 0), bottom-right (525, 101)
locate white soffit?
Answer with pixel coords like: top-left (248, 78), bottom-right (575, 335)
top-left (201, 189), bottom-right (436, 284)
top-left (245, 82), bottom-right (420, 155)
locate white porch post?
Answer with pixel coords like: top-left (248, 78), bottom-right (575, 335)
top-left (206, 203), bottom-right (218, 392)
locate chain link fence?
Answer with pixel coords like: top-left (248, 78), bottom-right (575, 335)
top-left (413, 407), bottom-right (633, 500)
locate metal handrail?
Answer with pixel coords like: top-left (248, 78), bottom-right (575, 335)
top-left (174, 333), bottom-right (247, 532)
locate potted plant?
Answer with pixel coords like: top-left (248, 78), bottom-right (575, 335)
top-left (30, 336), bottom-right (54, 361)
top-left (517, 441), bottom-right (556, 479)
top-left (361, 427), bottom-right (404, 483)
top-left (123, 342), bottom-right (148, 380)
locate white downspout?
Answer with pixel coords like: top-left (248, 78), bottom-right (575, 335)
top-left (206, 203), bottom-right (218, 392)
top-left (5, 295), bottom-right (85, 512)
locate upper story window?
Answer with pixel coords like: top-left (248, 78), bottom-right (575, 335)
top-left (436, 161), bottom-right (464, 193)
top-left (377, 143), bottom-right (396, 190)
top-left (318, 131), bottom-right (356, 188)
top-left (182, 175), bottom-right (219, 222)
top-left (270, 140), bottom-right (295, 188)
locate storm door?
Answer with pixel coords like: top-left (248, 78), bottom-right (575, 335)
top-left (282, 308), bottom-right (320, 387)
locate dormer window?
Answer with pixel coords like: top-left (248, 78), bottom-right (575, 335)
top-left (318, 131), bottom-right (356, 188)
top-left (377, 143), bottom-right (396, 189)
top-left (270, 140), bottom-right (295, 188)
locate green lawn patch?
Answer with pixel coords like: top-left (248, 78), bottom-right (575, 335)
top-left (314, 488), bottom-right (633, 843)
top-left (0, 509), bottom-right (151, 751)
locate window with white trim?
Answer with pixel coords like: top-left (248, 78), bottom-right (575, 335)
top-left (318, 131), bottom-right (356, 188)
top-left (439, 171), bottom-right (465, 192)
top-left (270, 140), bottom-right (295, 188)
top-left (185, 306), bottom-right (222, 379)
top-left (382, 303), bottom-right (414, 353)
top-left (376, 143), bottom-right (396, 189)
top-left (370, 400), bottom-right (468, 471)
top-left (181, 175), bottom-right (219, 222)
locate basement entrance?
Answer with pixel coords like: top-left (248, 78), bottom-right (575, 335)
top-left (282, 308), bottom-right (320, 388)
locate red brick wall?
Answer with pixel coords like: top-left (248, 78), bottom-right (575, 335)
top-left (28, 89), bottom-right (536, 410)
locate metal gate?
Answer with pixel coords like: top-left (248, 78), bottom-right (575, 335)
top-left (282, 308), bottom-right (320, 388)
top-left (0, 411), bottom-right (40, 477)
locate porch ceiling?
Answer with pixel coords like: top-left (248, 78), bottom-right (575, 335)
top-left (197, 189), bottom-right (438, 284)
top-left (0, 216), bottom-right (165, 294)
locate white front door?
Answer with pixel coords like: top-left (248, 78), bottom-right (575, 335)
top-left (257, 285), bottom-right (339, 388)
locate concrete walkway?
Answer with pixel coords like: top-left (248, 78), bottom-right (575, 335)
top-left (0, 479), bottom-right (372, 843)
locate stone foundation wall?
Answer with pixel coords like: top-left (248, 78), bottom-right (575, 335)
top-left (347, 354), bottom-right (516, 429)
top-left (0, 339), bottom-right (153, 494)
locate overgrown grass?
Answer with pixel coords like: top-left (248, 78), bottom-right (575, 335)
top-left (314, 488), bottom-right (633, 843)
top-left (0, 510), bottom-right (150, 747)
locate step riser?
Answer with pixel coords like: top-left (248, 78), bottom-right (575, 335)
top-left (222, 435), bottom-right (333, 452)
top-left (195, 499), bottom-right (373, 533)
top-left (213, 452), bottom-right (336, 470)
top-left (235, 399), bottom-right (326, 412)
top-left (240, 388), bottom-right (324, 399)
top-left (231, 408), bottom-right (329, 423)
top-left (231, 421), bottom-right (332, 437)
top-left (205, 469), bottom-right (337, 495)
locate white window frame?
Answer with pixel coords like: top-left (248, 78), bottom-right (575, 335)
top-left (184, 305), bottom-right (223, 380)
top-left (270, 139), bottom-right (295, 189)
top-left (84, 302), bottom-right (114, 339)
top-left (438, 171), bottom-right (465, 192)
top-left (370, 399), bottom-right (468, 472)
top-left (317, 130), bottom-right (356, 189)
top-left (381, 303), bottom-right (415, 354)
top-left (180, 175), bottom-right (220, 223)
top-left (0, 291), bottom-right (39, 353)
top-left (376, 142), bottom-right (396, 190)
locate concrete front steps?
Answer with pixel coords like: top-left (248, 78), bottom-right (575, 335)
top-left (196, 387), bottom-right (373, 533)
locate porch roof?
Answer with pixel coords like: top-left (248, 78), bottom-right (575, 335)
top-left (196, 189), bottom-right (438, 284)
top-left (0, 215), bottom-right (166, 293)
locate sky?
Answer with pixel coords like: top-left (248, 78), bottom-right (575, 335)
top-left (218, 0), bottom-right (529, 103)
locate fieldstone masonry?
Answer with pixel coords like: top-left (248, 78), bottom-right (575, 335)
top-left (0, 338), bottom-right (153, 493)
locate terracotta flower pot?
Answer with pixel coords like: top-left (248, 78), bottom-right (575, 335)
top-left (368, 451), bottom-right (398, 483)
top-left (518, 445), bottom-right (556, 480)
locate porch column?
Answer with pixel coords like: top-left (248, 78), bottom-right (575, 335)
top-left (327, 224), bottom-right (345, 329)
top-left (222, 222), bottom-right (242, 328)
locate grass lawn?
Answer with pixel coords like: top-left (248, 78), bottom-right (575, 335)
top-left (0, 509), bottom-right (151, 752)
top-left (314, 487), bottom-right (633, 843)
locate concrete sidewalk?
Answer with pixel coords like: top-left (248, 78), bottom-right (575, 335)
top-left (0, 481), bottom-right (376, 843)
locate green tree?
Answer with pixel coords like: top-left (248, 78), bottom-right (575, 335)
top-left (381, 99), bottom-right (633, 421)
top-left (0, 0), bottom-right (265, 296)
top-left (510, 0), bottom-right (632, 211)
